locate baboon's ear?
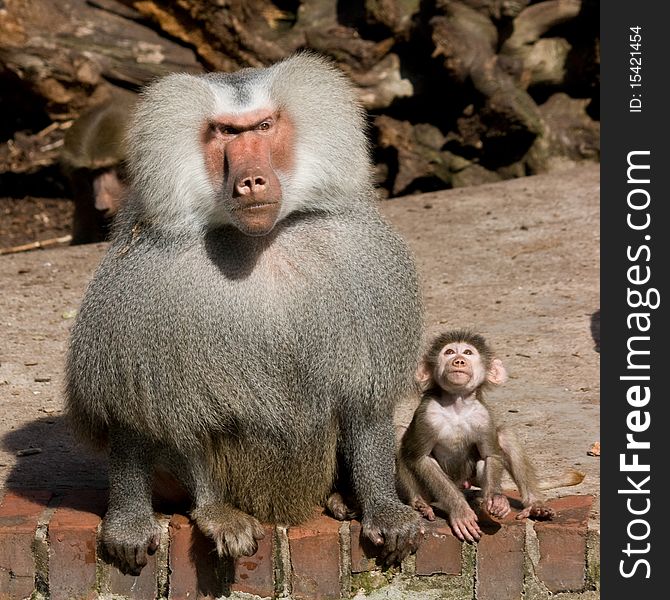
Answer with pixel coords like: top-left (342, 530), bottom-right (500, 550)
top-left (415, 361), bottom-right (433, 390)
top-left (487, 358), bottom-right (508, 386)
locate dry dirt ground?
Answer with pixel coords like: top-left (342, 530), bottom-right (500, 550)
top-left (0, 197), bottom-right (74, 248)
top-left (0, 165), bottom-right (600, 529)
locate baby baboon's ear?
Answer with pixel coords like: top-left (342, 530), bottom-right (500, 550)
top-left (415, 361), bottom-right (433, 390)
top-left (487, 358), bottom-right (508, 385)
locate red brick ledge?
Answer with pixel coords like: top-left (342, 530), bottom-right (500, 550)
top-left (0, 491), bottom-right (597, 599)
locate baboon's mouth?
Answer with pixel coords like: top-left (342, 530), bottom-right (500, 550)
top-left (448, 370), bottom-right (471, 380)
top-left (231, 200), bottom-right (282, 237)
top-left (233, 200), bottom-right (280, 213)
top-left (239, 202), bottom-right (277, 210)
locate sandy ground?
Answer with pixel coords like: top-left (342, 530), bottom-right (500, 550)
top-left (0, 165), bottom-right (600, 527)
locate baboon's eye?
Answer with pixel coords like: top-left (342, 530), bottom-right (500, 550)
top-left (217, 124), bottom-right (238, 135)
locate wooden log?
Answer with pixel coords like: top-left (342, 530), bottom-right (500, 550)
top-left (0, 0), bottom-right (203, 120)
top-left (499, 0), bottom-right (581, 88)
top-left (525, 92), bottom-right (599, 173)
top-left (364, 0), bottom-right (421, 37)
top-left (431, 1), bottom-right (544, 157)
top-left (0, 0), bottom-right (599, 200)
top-left (501, 0), bottom-right (581, 53)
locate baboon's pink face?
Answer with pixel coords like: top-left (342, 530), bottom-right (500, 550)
top-left (202, 108), bottom-right (295, 236)
top-left (434, 342), bottom-right (507, 394)
top-left (437, 342), bottom-right (481, 391)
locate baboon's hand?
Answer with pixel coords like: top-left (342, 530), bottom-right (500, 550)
top-left (362, 502), bottom-right (424, 566)
top-left (326, 492), bottom-right (361, 521)
top-left (411, 496), bottom-right (436, 521)
top-left (192, 503), bottom-right (265, 558)
top-left (448, 503), bottom-right (482, 543)
top-left (100, 511), bottom-right (162, 576)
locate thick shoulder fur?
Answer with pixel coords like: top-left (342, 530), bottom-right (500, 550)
top-left (266, 53), bottom-right (372, 206)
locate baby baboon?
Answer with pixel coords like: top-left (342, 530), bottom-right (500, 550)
top-left (398, 330), bottom-right (583, 542)
top-left (66, 53), bottom-right (424, 574)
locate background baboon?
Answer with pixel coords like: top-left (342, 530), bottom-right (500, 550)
top-left (60, 89), bottom-right (136, 243)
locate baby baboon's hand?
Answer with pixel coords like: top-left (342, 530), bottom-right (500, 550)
top-left (448, 503), bottom-right (482, 543)
top-left (411, 496), bottom-right (436, 521)
top-left (326, 491), bottom-right (361, 521)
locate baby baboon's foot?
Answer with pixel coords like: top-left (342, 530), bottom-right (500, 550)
top-left (485, 493), bottom-right (511, 519)
top-left (192, 503), bottom-right (265, 558)
top-left (516, 502), bottom-right (555, 520)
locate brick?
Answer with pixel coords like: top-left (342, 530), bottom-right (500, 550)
top-left (288, 511), bottom-right (341, 599)
top-left (539, 494), bottom-right (594, 524)
top-left (349, 520), bottom-right (380, 574)
top-left (108, 551), bottom-right (157, 600)
top-left (534, 495), bottom-right (593, 593)
top-left (168, 514), bottom-right (227, 600)
top-left (168, 515), bottom-right (195, 599)
top-left (415, 517), bottom-right (461, 576)
top-left (231, 525), bottom-right (274, 597)
top-left (0, 490), bottom-right (51, 599)
top-left (169, 515), bottom-right (200, 600)
top-left (476, 515), bottom-right (525, 600)
top-left (49, 490), bottom-right (106, 600)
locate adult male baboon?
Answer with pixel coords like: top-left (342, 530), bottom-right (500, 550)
top-left (66, 53), bottom-right (424, 575)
